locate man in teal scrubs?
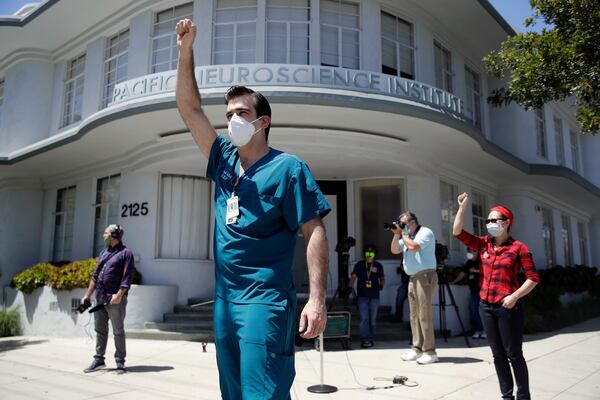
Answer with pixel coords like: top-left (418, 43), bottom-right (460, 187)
top-left (175, 19), bottom-right (331, 399)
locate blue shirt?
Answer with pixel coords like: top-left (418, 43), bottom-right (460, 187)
top-left (351, 260), bottom-right (385, 299)
top-left (399, 226), bottom-right (436, 275)
top-left (207, 136), bottom-right (331, 306)
top-left (92, 243), bottom-right (134, 301)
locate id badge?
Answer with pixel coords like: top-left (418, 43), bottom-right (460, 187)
top-left (226, 195), bottom-right (239, 225)
top-left (365, 281), bottom-right (372, 288)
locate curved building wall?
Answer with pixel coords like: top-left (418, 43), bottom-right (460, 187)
top-left (0, 0), bottom-right (598, 303)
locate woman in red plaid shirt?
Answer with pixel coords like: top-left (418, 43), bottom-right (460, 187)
top-left (453, 192), bottom-right (540, 400)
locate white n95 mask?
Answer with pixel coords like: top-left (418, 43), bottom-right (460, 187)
top-left (486, 223), bottom-right (504, 237)
top-left (228, 114), bottom-right (262, 147)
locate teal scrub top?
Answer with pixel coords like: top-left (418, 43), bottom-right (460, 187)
top-left (207, 136), bottom-right (331, 306)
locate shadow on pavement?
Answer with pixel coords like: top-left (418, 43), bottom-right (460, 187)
top-left (0, 338), bottom-right (48, 353)
top-left (124, 365), bottom-right (174, 373)
top-left (437, 356), bottom-right (483, 364)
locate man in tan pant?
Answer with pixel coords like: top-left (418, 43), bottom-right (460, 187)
top-left (390, 212), bottom-right (439, 364)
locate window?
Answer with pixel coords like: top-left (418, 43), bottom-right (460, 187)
top-left (320, 0), bottom-right (359, 69)
top-left (554, 117), bottom-right (565, 166)
top-left (102, 29), bottom-right (129, 107)
top-left (159, 175), bottom-right (211, 259)
top-left (570, 129), bottom-right (581, 174)
top-left (535, 109), bottom-right (547, 158)
top-left (561, 215), bottom-right (572, 266)
top-left (152, 3), bottom-right (193, 73)
top-left (434, 41), bottom-right (452, 93)
top-left (0, 79), bottom-right (4, 126)
top-left (213, 0), bottom-right (257, 65)
top-left (541, 207), bottom-right (555, 267)
top-left (440, 181), bottom-right (459, 253)
top-left (471, 191), bottom-right (487, 237)
top-left (62, 54), bottom-right (85, 127)
top-left (92, 174), bottom-right (121, 256)
top-left (266, 0), bottom-right (310, 64)
top-left (355, 179), bottom-right (404, 259)
top-left (577, 221), bottom-right (588, 265)
top-left (464, 66), bottom-right (482, 129)
top-left (52, 186), bottom-right (76, 262)
top-left (381, 11), bottom-right (414, 79)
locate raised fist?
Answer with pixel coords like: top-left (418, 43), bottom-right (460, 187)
top-left (457, 192), bottom-right (468, 207)
top-left (176, 18), bottom-right (196, 52)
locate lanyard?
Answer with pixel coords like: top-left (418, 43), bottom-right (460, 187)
top-left (366, 262), bottom-right (374, 280)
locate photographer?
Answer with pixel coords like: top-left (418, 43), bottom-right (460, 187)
top-left (347, 244), bottom-right (385, 348)
top-left (389, 212), bottom-right (438, 365)
top-left (81, 224), bottom-right (134, 374)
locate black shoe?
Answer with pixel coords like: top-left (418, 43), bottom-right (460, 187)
top-left (116, 361), bottom-right (126, 374)
top-left (83, 359), bottom-right (106, 373)
top-left (361, 341), bottom-right (369, 348)
top-left (368, 341), bottom-right (374, 347)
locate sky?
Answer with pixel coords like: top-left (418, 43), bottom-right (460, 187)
top-left (0, 0), bottom-right (543, 32)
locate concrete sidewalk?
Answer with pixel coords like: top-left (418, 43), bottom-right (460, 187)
top-left (1, 317), bottom-right (599, 400)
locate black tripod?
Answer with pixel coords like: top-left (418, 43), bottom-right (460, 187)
top-left (327, 236), bottom-right (356, 312)
top-left (437, 262), bottom-right (471, 348)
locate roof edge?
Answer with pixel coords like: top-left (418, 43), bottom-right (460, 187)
top-left (0, 0), bottom-right (58, 27)
top-left (477, 0), bottom-right (518, 37)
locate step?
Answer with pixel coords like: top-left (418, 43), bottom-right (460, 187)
top-left (127, 329), bottom-right (213, 342)
top-left (175, 304), bottom-right (214, 313)
top-left (145, 321), bottom-right (214, 330)
top-left (163, 312), bottom-right (214, 322)
top-left (187, 298), bottom-right (215, 307)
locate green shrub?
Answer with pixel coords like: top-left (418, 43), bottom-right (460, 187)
top-left (0, 308), bottom-right (21, 337)
top-left (11, 263), bottom-right (57, 294)
top-left (522, 265), bottom-right (600, 333)
top-left (45, 259), bottom-right (96, 291)
top-left (11, 258), bottom-right (142, 293)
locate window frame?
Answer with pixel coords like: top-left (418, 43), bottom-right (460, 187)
top-left (0, 78), bottom-right (4, 127)
top-left (92, 174), bottom-right (121, 256)
top-left (101, 29), bottom-right (130, 108)
top-left (380, 10), bottom-right (415, 79)
top-left (62, 54), bottom-right (86, 128)
top-left (157, 173), bottom-right (212, 260)
top-left (319, 0), bottom-right (361, 69)
top-left (151, 3), bottom-right (193, 73)
top-left (52, 185), bottom-right (77, 262)
top-left (535, 108), bottom-right (547, 158)
top-left (569, 129), bottom-right (581, 174)
top-left (541, 206), bottom-right (555, 268)
top-left (470, 190), bottom-right (487, 237)
top-left (554, 116), bottom-right (565, 166)
top-left (434, 41), bottom-right (453, 93)
top-left (212, 0), bottom-right (258, 65)
top-left (561, 214), bottom-right (572, 266)
top-left (265, 0), bottom-right (311, 64)
top-left (464, 66), bottom-right (482, 129)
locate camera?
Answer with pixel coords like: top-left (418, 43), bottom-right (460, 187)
top-left (335, 236), bottom-right (356, 254)
top-left (76, 298), bottom-right (91, 314)
top-left (383, 221), bottom-right (406, 231)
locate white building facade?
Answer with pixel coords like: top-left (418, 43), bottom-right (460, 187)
top-left (1, 0), bottom-right (599, 307)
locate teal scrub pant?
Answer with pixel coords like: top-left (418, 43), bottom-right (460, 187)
top-left (214, 296), bottom-right (296, 400)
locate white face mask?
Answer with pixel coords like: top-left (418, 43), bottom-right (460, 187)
top-left (486, 222), bottom-right (504, 237)
top-left (228, 114), bottom-right (263, 147)
top-left (466, 253), bottom-right (474, 260)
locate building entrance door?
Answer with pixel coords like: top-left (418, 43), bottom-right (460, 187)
top-left (293, 181), bottom-right (347, 298)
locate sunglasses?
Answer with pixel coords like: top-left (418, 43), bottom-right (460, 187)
top-left (485, 218), bottom-right (508, 224)
top-left (365, 251), bottom-right (375, 258)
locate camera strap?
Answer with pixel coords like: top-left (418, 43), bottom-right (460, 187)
top-left (409, 225), bottom-right (421, 240)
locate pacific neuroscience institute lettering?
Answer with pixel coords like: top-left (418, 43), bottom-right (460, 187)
top-left (112, 64), bottom-right (464, 117)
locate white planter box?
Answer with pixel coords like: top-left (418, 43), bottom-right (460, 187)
top-left (2, 284), bottom-right (178, 337)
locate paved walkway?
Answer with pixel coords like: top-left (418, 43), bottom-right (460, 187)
top-left (1, 317), bottom-right (599, 399)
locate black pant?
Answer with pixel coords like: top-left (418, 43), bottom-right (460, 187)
top-left (479, 302), bottom-right (530, 400)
